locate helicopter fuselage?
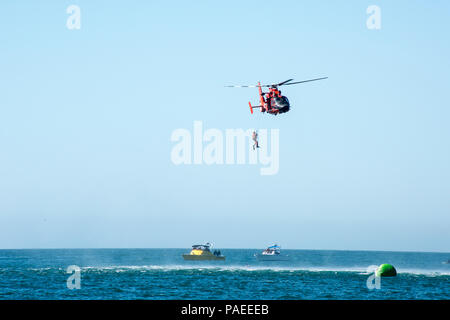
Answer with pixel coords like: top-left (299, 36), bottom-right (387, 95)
top-left (261, 88), bottom-right (290, 115)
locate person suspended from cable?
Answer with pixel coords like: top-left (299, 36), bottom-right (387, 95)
top-left (252, 130), bottom-right (260, 150)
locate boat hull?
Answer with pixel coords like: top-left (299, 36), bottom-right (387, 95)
top-left (182, 254), bottom-right (225, 261)
top-left (255, 254), bottom-right (289, 261)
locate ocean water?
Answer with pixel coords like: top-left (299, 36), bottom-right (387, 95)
top-left (0, 249), bottom-right (448, 300)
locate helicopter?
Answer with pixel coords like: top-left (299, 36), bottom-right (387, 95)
top-left (226, 77), bottom-right (328, 115)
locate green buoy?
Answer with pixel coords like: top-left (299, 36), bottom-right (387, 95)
top-left (376, 264), bottom-right (397, 277)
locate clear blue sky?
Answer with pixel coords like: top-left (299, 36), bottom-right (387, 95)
top-left (0, 1), bottom-right (449, 251)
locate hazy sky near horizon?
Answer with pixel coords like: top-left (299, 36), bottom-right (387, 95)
top-left (0, 1), bottom-right (449, 251)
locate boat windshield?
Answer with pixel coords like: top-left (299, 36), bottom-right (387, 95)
top-left (192, 244), bottom-right (211, 251)
top-left (264, 245), bottom-right (281, 254)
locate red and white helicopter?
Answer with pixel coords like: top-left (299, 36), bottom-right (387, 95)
top-left (226, 77), bottom-right (328, 115)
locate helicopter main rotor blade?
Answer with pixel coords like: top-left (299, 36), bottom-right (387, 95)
top-left (282, 77), bottom-right (328, 86)
top-left (225, 77), bottom-right (327, 88)
top-left (224, 85), bottom-right (261, 88)
top-left (259, 80), bottom-right (295, 88)
top-left (275, 79), bottom-right (294, 86)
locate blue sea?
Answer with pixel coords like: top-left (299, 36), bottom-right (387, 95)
top-left (0, 249), bottom-right (448, 300)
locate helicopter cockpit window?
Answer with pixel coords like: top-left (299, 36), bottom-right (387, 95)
top-left (275, 96), bottom-right (289, 106)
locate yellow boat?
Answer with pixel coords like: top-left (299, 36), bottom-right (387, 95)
top-left (182, 243), bottom-right (225, 261)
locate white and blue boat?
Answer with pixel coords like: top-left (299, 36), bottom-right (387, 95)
top-left (254, 244), bottom-right (289, 261)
